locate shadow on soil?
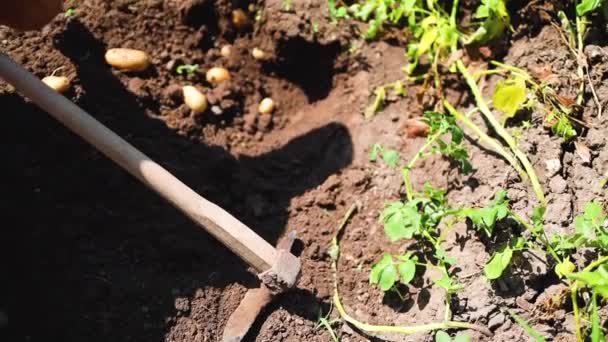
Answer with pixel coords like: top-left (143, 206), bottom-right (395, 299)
top-left (0, 21), bottom-right (352, 341)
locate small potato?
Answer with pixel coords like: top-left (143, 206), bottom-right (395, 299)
top-left (105, 48), bottom-right (150, 72)
top-left (232, 9), bottom-right (250, 29)
top-left (42, 75), bottom-right (70, 93)
top-left (182, 85), bottom-right (207, 113)
top-left (206, 67), bottom-right (231, 85)
top-left (220, 45), bottom-right (232, 58)
top-left (251, 47), bottom-right (268, 60)
top-left (403, 118), bottom-right (429, 138)
top-left (258, 97), bottom-right (275, 115)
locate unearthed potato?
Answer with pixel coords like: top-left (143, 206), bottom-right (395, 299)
top-left (258, 98), bottom-right (275, 115)
top-left (232, 9), bottom-right (250, 29)
top-left (206, 67), bottom-right (231, 85)
top-left (251, 47), bottom-right (268, 60)
top-left (42, 75), bottom-right (70, 93)
top-left (220, 45), bottom-right (232, 58)
top-left (182, 86), bottom-right (207, 113)
top-left (403, 118), bottom-right (429, 138)
top-left (104, 48), bottom-right (150, 72)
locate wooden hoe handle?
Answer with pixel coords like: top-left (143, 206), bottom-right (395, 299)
top-left (0, 53), bottom-right (279, 274)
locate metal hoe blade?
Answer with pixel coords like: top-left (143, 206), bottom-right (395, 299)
top-left (222, 232), bottom-right (298, 342)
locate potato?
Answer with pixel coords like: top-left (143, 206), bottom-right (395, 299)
top-left (232, 9), bottom-right (250, 29)
top-left (258, 98), bottom-right (275, 115)
top-left (206, 67), bottom-right (231, 85)
top-left (42, 75), bottom-right (70, 93)
top-left (220, 45), bottom-right (232, 58)
top-left (105, 48), bottom-right (150, 72)
top-left (251, 47), bottom-right (268, 60)
top-left (182, 86), bottom-right (207, 113)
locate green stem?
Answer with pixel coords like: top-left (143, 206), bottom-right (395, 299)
top-left (571, 284), bottom-right (583, 342)
top-left (509, 211), bottom-right (562, 264)
top-left (444, 101), bottom-right (528, 182)
top-left (570, 255), bottom-right (608, 342)
top-left (333, 290), bottom-right (493, 336)
top-left (455, 59), bottom-right (546, 206)
top-left (402, 132), bottom-right (441, 201)
top-left (575, 14), bottom-right (586, 106)
top-left (450, 0), bottom-right (459, 27)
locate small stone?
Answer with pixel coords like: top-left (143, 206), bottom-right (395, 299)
top-left (165, 59), bottom-right (176, 71)
top-left (549, 176), bottom-right (568, 194)
top-left (211, 105), bottom-right (223, 115)
top-left (488, 312), bottom-right (506, 330)
top-left (544, 159), bottom-right (561, 178)
top-left (295, 318), bottom-right (304, 325)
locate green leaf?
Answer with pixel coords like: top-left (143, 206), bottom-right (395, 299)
top-left (176, 64), bottom-right (199, 75)
top-left (577, 0), bottom-right (603, 16)
top-left (453, 333), bottom-right (470, 342)
top-left (492, 77), bottom-right (527, 122)
top-left (567, 264), bottom-right (608, 298)
top-left (551, 115), bottom-right (576, 141)
top-left (381, 203), bottom-right (421, 242)
top-left (591, 292), bottom-right (605, 342)
top-left (417, 27), bottom-right (438, 57)
top-left (397, 259), bottom-right (417, 285)
top-left (584, 201), bottom-right (604, 221)
top-left (555, 258), bottom-right (576, 278)
top-left (365, 87), bottom-right (386, 118)
top-left (382, 149), bottom-right (400, 168)
top-left (379, 263), bottom-right (397, 291)
top-left (532, 206), bottom-right (545, 225)
top-left (475, 4), bottom-right (490, 18)
top-left (369, 143), bottom-right (382, 161)
top-left (370, 253), bottom-right (393, 284)
top-left (484, 245), bottom-right (513, 280)
top-left (435, 330), bottom-right (451, 342)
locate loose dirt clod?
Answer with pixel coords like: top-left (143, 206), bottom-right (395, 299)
top-left (41, 75), bottom-right (69, 93)
top-left (104, 48), bottom-right (150, 72)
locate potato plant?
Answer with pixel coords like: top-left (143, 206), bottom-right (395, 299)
top-left (329, 0), bottom-right (608, 340)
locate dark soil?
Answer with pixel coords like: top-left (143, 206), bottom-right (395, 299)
top-left (1, 1), bottom-right (607, 341)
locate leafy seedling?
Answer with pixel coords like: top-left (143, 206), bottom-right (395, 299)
top-left (176, 64), bottom-right (199, 75)
top-left (370, 252), bottom-right (417, 291)
top-left (424, 111), bottom-right (472, 174)
top-left (463, 0), bottom-right (510, 45)
top-left (567, 263), bottom-right (608, 298)
top-left (369, 143), bottom-right (400, 168)
top-left (484, 238), bottom-right (525, 280)
top-left (64, 8), bottom-right (76, 17)
top-left (460, 190), bottom-right (510, 237)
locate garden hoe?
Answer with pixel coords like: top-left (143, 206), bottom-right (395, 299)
top-left (0, 53), bottom-right (300, 341)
